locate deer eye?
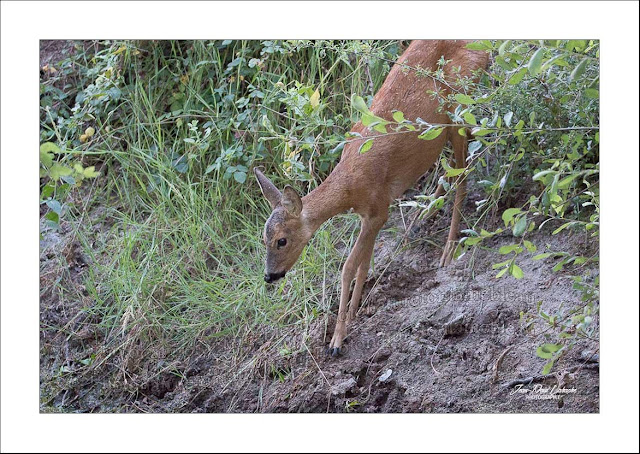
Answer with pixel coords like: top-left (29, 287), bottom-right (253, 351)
top-left (277, 238), bottom-right (287, 248)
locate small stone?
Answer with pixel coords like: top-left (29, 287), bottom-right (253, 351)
top-left (378, 369), bottom-right (393, 383)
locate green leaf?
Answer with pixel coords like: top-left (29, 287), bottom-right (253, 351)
top-left (584, 88), bottom-right (599, 99)
top-left (557, 173), bottom-right (580, 189)
top-left (373, 123), bottom-right (387, 134)
top-left (528, 48), bottom-right (545, 76)
top-left (501, 208), bottom-right (521, 226)
top-left (463, 112), bottom-right (477, 125)
top-left (351, 94), bottom-right (370, 114)
top-left (510, 264), bottom-right (524, 279)
top-left (464, 237), bottom-right (483, 246)
top-left (503, 111), bottom-right (513, 127)
top-left (509, 67), bottom-right (528, 85)
top-left (468, 141), bottom-right (482, 155)
top-left (512, 214), bottom-right (527, 237)
top-left (392, 110), bottom-right (405, 123)
top-left (309, 89), bottom-right (320, 109)
top-left (45, 210), bottom-right (59, 225)
top-left (40, 143), bottom-right (59, 169)
top-left (445, 167), bottom-right (466, 178)
top-left (465, 42), bottom-right (488, 51)
top-left (40, 142), bottom-right (61, 154)
top-left (566, 40), bottom-right (587, 52)
top-left (455, 93), bottom-right (475, 105)
top-left (496, 268), bottom-right (508, 278)
top-left (552, 258), bottom-right (568, 272)
top-left (41, 182), bottom-right (55, 199)
top-left (40, 151), bottom-right (54, 168)
top-left (542, 53), bottom-right (570, 71)
top-left (536, 343), bottom-right (562, 359)
top-left (532, 170), bottom-right (557, 181)
top-left (498, 40), bottom-right (511, 56)
top-left (499, 245), bottom-right (519, 255)
top-left (552, 222), bottom-right (575, 235)
top-left (358, 138), bottom-right (374, 154)
top-left (46, 199), bottom-right (61, 215)
top-left (418, 127), bottom-right (444, 141)
top-left (492, 260), bottom-right (510, 269)
top-left (440, 156), bottom-right (466, 177)
top-left (569, 58), bottom-right (588, 83)
top-left (49, 163), bottom-right (73, 181)
top-left (523, 240), bottom-right (537, 253)
top-left (233, 171), bottom-right (247, 184)
top-left (83, 166), bottom-right (100, 178)
top-left (471, 127), bottom-right (491, 137)
top-left (361, 113), bottom-right (377, 127)
top-left (542, 359), bottom-right (555, 375)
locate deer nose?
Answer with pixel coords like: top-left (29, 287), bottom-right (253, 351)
top-left (264, 271), bottom-right (286, 283)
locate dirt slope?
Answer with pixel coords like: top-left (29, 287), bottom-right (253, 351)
top-left (153, 221), bottom-right (598, 413)
top-left (40, 201), bottom-right (600, 413)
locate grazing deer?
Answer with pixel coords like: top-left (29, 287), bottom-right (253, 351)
top-left (254, 40), bottom-right (488, 356)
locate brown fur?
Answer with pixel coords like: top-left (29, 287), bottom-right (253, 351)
top-left (255, 40), bottom-right (489, 354)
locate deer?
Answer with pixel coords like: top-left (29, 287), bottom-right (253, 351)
top-left (254, 40), bottom-right (489, 356)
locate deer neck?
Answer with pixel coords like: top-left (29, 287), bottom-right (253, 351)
top-left (301, 164), bottom-right (352, 236)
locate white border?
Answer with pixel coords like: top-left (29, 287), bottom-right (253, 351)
top-left (2, 1), bottom-right (639, 453)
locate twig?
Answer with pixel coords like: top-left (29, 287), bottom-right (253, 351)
top-left (302, 341), bottom-right (330, 387)
top-left (492, 345), bottom-right (514, 384)
top-left (430, 334), bottom-right (444, 375)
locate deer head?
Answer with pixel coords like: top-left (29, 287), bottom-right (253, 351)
top-left (254, 168), bottom-right (312, 283)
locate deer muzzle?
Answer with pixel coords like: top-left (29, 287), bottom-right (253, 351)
top-left (264, 270), bottom-right (286, 283)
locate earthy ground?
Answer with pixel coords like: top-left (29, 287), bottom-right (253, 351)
top-left (39, 187), bottom-right (600, 413)
top-left (39, 41), bottom-right (599, 414)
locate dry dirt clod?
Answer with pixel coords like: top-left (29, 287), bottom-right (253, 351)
top-left (443, 314), bottom-right (467, 337)
top-left (424, 279), bottom-right (439, 290)
top-left (331, 377), bottom-right (357, 396)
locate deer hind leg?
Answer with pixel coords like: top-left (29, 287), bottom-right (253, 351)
top-left (327, 213), bottom-right (386, 356)
top-left (440, 129), bottom-right (468, 267)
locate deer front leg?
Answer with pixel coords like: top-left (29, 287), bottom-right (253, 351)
top-left (326, 252), bottom-right (359, 357)
top-left (327, 215), bottom-right (384, 357)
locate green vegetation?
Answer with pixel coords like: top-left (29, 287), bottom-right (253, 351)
top-left (40, 39), bottom-right (598, 384)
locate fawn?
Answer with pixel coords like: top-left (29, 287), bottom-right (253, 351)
top-left (255, 40), bottom-right (488, 356)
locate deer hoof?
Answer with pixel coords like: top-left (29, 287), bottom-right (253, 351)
top-left (326, 347), bottom-right (342, 357)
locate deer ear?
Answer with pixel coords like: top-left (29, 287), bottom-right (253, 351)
top-left (282, 185), bottom-right (303, 217)
top-left (254, 167), bottom-right (282, 209)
